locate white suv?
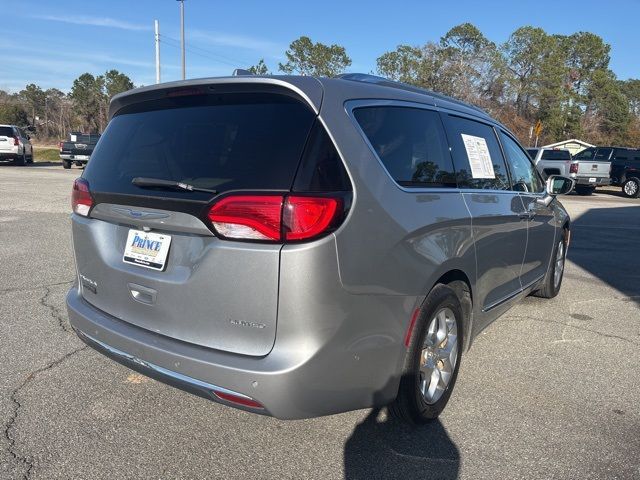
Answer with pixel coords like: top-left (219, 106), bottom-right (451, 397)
top-left (0, 124), bottom-right (33, 165)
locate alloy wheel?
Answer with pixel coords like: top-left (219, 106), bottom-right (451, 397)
top-left (554, 240), bottom-right (565, 289)
top-left (419, 307), bottom-right (458, 405)
top-left (624, 180), bottom-right (638, 197)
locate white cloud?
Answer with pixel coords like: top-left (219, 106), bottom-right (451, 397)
top-left (33, 14), bottom-right (151, 31)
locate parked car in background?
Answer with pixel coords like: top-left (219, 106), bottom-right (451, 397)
top-left (66, 74), bottom-right (574, 424)
top-left (0, 124), bottom-right (33, 165)
top-left (59, 132), bottom-right (101, 169)
top-left (608, 148), bottom-right (640, 198)
top-left (527, 147), bottom-right (609, 195)
top-left (559, 147), bottom-right (612, 195)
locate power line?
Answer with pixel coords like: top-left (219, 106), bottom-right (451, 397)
top-left (159, 33), bottom-right (251, 70)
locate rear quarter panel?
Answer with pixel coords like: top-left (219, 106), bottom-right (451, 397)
top-left (317, 84), bottom-right (476, 345)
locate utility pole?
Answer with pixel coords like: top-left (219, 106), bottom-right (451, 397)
top-left (154, 19), bottom-right (161, 84)
top-left (177, 0), bottom-right (186, 80)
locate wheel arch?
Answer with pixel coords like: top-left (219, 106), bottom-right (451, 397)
top-left (425, 268), bottom-right (474, 352)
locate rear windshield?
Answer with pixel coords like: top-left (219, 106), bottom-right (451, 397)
top-left (83, 92), bottom-right (317, 199)
top-left (0, 126), bottom-right (15, 137)
top-left (541, 150), bottom-right (571, 160)
top-left (75, 134), bottom-right (100, 143)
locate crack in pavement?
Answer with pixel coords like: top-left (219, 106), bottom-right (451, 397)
top-left (3, 346), bottom-right (88, 480)
top-left (0, 281), bottom-right (73, 296)
top-left (507, 314), bottom-right (639, 346)
top-left (38, 287), bottom-right (72, 333)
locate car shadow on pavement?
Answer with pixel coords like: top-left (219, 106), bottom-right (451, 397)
top-left (343, 407), bottom-right (460, 480)
top-left (567, 204), bottom-right (640, 306)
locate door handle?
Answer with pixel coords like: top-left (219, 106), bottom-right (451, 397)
top-left (519, 211), bottom-right (535, 220)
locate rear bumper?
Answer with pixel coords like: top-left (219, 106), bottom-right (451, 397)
top-left (574, 177), bottom-right (611, 187)
top-left (66, 286), bottom-right (408, 419)
top-left (0, 152), bottom-right (19, 160)
top-left (60, 154), bottom-right (89, 162)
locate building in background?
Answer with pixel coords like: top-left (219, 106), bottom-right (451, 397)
top-left (541, 139), bottom-right (595, 156)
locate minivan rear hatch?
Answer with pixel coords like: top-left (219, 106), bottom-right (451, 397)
top-left (73, 83), bottom-right (321, 356)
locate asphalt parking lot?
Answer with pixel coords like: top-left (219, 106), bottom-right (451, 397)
top-left (1, 164), bottom-right (638, 480)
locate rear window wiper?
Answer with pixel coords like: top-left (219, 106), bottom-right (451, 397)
top-left (131, 177), bottom-right (217, 194)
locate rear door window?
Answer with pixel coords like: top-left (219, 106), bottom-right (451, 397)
top-left (83, 92), bottom-right (317, 200)
top-left (353, 106), bottom-right (456, 187)
top-left (595, 148), bottom-right (613, 160)
top-left (441, 114), bottom-right (510, 190)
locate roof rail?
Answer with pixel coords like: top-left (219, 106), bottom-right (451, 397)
top-left (336, 73), bottom-right (490, 117)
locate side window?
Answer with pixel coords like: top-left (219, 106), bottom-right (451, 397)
top-left (499, 131), bottom-right (545, 193)
top-left (353, 106), bottom-right (456, 188)
top-left (574, 148), bottom-right (594, 160)
top-left (595, 148), bottom-right (613, 160)
top-left (441, 114), bottom-right (510, 190)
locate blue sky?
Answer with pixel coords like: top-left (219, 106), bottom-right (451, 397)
top-left (2, 0), bottom-right (639, 93)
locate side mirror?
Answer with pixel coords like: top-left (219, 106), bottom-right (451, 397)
top-left (547, 175), bottom-right (574, 195)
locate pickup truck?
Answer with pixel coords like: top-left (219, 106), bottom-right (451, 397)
top-left (59, 132), bottom-right (100, 169)
top-left (608, 148), bottom-right (640, 198)
top-left (527, 147), bottom-right (611, 195)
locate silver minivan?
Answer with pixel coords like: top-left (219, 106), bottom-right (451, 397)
top-left (66, 74), bottom-right (573, 423)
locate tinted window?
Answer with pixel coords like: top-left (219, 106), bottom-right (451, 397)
top-left (541, 149), bottom-right (571, 160)
top-left (499, 132), bottom-right (545, 193)
top-left (595, 148), bottom-right (613, 160)
top-left (574, 148), bottom-right (595, 160)
top-left (76, 134), bottom-right (100, 143)
top-left (83, 93), bottom-right (316, 199)
top-left (353, 107), bottom-right (456, 187)
top-left (293, 121), bottom-right (351, 192)
top-left (0, 127), bottom-right (14, 137)
top-left (442, 114), bottom-right (510, 190)
top-left (526, 149), bottom-right (538, 159)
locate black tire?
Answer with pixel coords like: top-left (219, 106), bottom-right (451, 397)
top-left (27, 152), bottom-right (34, 163)
top-left (532, 230), bottom-right (567, 299)
top-left (622, 178), bottom-right (640, 198)
top-left (13, 153), bottom-right (26, 166)
top-left (62, 160), bottom-right (71, 169)
top-left (575, 185), bottom-right (594, 196)
top-left (389, 284), bottom-right (464, 424)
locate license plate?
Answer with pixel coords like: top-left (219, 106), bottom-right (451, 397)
top-left (589, 177), bottom-right (596, 183)
top-left (123, 230), bottom-right (172, 271)
top-left (73, 155), bottom-right (89, 160)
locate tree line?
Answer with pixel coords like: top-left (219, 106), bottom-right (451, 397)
top-left (0, 70), bottom-right (133, 142)
top-left (2, 25), bottom-right (638, 148)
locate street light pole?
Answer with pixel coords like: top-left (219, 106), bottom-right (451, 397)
top-left (154, 19), bottom-right (161, 84)
top-left (177, 0), bottom-right (186, 80)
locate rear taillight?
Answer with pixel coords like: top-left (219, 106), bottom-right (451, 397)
top-left (569, 163), bottom-right (579, 174)
top-left (283, 196), bottom-right (339, 241)
top-left (209, 195), bottom-right (283, 240)
top-left (208, 194), bottom-right (342, 242)
top-left (13, 137), bottom-right (19, 146)
top-left (71, 178), bottom-right (93, 216)
top-left (59, 141), bottom-right (63, 152)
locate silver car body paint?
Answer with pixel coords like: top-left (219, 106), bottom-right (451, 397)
top-left (67, 75), bottom-right (570, 419)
